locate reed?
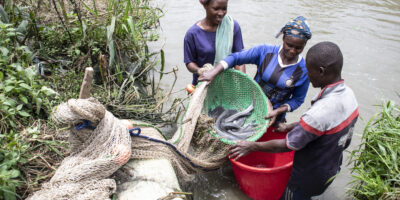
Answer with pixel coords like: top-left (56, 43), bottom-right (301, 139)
top-left (0, 0), bottom-right (181, 199)
top-left (348, 100), bottom-right (400, 200)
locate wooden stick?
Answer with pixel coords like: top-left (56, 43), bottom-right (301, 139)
top-left (79, 67), bottom-right (94, 99)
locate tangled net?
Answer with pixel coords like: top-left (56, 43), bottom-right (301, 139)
top-left (28, 83), bottom-right (230, 199)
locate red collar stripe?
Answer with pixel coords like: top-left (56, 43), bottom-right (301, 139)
top-left (316, 79), bottom-right (345, 99)
top-left (300, 107), bottom-right (359, 136)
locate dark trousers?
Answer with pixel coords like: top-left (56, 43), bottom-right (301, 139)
top-left (279, 186), bottom-right (311, 200)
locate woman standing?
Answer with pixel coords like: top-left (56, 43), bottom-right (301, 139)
top-left (199, 16), bottom-right (312, 126)
top-left (184, 0), bottom-right (245, 86)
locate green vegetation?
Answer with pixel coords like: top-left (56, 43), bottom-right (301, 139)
top-left (348, 100), bottom-right (400, 200)
top-left (0, 0), bottom-right (178, 199)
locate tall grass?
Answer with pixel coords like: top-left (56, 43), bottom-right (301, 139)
top-left (348, 100), bottom-right (400, 200)
top-left (0, 0), bottom-right (180, 199)
top-left (37, 0), bottom-right (175, 122)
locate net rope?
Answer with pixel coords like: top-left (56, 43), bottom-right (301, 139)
top-left (28, 80), bottom-right (230, 199)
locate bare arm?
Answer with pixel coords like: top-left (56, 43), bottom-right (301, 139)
top-left (234, 64), bottom-right (246, 73)
top-left (186, 62), bottom-right (201, 74)
top-left (265, 104), bottom-right (289, 126)
top-left (275, 122), bottom-right (298, 132)
top-left (254, 139), bottom-right (291, 153)
top-left (229, 139), bottom-right (291, 160)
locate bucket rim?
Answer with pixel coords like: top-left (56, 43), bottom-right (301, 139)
top-left (229, 156), bottom-right (293, 173)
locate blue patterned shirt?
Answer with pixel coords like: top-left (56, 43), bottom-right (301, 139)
top-left (224, 44), bottom-right (309, 113)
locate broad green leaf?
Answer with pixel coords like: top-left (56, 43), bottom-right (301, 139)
top-left (6, 32), bottom-right (17, 37)
top-left (4, 98), bottom-right (15, 106)
top-left (0, 46), bottom-right (9, 56)
top-left (24, 66), bottom-right (36, 81)
top-left (18, 111), bottom-right (30, 117)
top-left (3, 187), bottom-right (18, 200)
top-left (16, 104), bottom-right (22, 111)
top-left (16, 20), bottom-right (28, 34)
top-left (4, 86), bottom-right (14, 92)
top-left (19, 83), bottom-right (31, 90)
top-left (0, 71), bottom-right (3, 81)
top-left (41, 86), bottom-right (57, 96)
top-left (35, 97), bottom-right (42, 115)
top-left (19, 95), bottom-right (28, 104)
top-left (10, 63), bottom-right (22, 71)
top-left (6, 27), bottom-right (16, 32)
top-left (7, 108), bottom-right (15, 115)
top-left (0, 5), bottom-right (9, 23)
top-left (9, 169), bottom-right (20, 178)
top-left (8, 119), bottom-right (15, 127)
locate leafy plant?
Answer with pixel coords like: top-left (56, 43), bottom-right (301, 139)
top-left (0, 130), bottom-right (25, 200)
top-left (0, 0), bottom-right (181, 199)
top-left (348, 100), bottom-right (400, 200)
top-left (0, 9), bottom-right (59, 200)
top-left (0, 23), bottom-right (58, 134)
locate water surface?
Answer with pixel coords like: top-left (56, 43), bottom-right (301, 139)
top-left (151, 0), bottom-right (400, 199)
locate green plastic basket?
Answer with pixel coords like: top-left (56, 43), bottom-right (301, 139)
top-left (202, 69), bottom-right (270, 145)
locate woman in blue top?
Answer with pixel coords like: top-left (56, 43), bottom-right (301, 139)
top-left (199, 16), bottom-right (312, 126)
top-left (184, 0), bottom-right (245, 86)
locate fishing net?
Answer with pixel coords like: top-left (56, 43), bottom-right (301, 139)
top-left (27, 98), bottom-right (131, 200)
top-left (28, 68), bottom-right (269, 199)
top-left (28, 84), bottom-right (229, 199)
top-left (203, 69), bottom-right (269, 145)
top-left (132, 83), bottom-right (231, 181)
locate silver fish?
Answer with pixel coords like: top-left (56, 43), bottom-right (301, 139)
top-left (227, 122), bottom-right (257, 140)
top-left (221, 122), bottom-right (241, 130)
top-left (213, 110), bottom-right (241, 140)
top-left (232, 117), bottom-right (247, 127)
top-left (208, 106), bottom-right (225, 118)
top-left (209, 101), bottom-right (257, 141)
top-left (214, 109), bottom-right (229, 132)
top-left (220, 114), bottom-right (247, 130)
top-left (224, 101), bottom-right (254, 123)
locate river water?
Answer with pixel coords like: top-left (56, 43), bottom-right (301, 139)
top-left (150, 0), bottom-right (400, 199)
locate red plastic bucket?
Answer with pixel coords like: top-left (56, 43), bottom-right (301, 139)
top-left (230, 127), bottom-right (294, 200)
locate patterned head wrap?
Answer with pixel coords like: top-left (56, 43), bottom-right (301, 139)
top-left (276, 16), bottom-right (312, 41)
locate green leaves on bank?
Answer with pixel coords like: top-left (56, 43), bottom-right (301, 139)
top-left (0, 5), bottom-right (59, 199)
top-left (1, 0), bottom-right (174, 199)
top-left (0, 21), bottom-right (57, 134)
top-left (348, 100), bottom-right (400, 200)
